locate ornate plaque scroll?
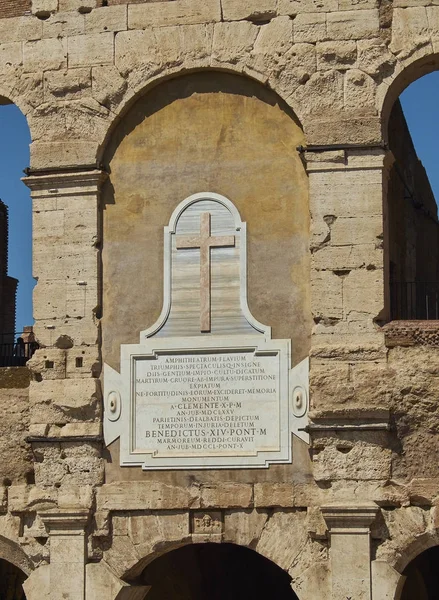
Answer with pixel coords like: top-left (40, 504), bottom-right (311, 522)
top-left (104, 193), bottom-right (309, 470)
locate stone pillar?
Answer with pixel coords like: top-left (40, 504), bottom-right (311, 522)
top-left (24, 170), bottom-right (106, 488)
top-left (306, 147), bottom-right (386, 349)
top-left (40, 510), bottom-right (90, 600)
top-left (322, 504), bottom-right (378, 600)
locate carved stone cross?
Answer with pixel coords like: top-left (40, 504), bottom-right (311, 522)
top-left (176, 212), bottom-right (235, 332)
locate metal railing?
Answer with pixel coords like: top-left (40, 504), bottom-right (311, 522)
top-left (0, 332), bottom-right (38, 367)
top-left (390, 282), bottom-right (439, 320)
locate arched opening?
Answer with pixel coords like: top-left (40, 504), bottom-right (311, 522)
top-left (131, 543), bottom-right (299, 599)
top-left (385, 69), bottom-right (439, 321)
top-left (0, 101), bottom-right (35, 363)
top-left (400, 545), bottom-right (439, 600)
top-left (101, 70), bottom-right (311, 481)
top-left (0, 557), bottom-right (27, 599)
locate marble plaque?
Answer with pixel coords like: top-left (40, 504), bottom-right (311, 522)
top-left (104, 193), bottom-right (309, 470)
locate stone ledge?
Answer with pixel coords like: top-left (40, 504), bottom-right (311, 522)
top-left (383, 320), bottom-right (439, 347)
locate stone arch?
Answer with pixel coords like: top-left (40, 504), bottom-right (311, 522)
top-left (392, 530), bottom-right (439, 575)
top-left (100, 68), bottom-right (310, 372)
top-left (96, 65), bottom-right (304, 165)
top-left (0, 535), bottom-right (33, 576)
top-left (393, 536), bottom-right (439, 600)
top-left (128, 542), bottom-right (301, 599)
top-left (102, 510), bottom-right (326, 599)
top-left (0, 534), bottom-right (34, 600)
top-left (379, 52), bottom-right (439, 142)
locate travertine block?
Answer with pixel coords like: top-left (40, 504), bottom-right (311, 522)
top-left (59, 0), bottom-right (97, 11)
top-left (114, 29), bottom-right (159, 76)
top-left (279, 0), bottom-right (337, 14)
top-left (291, 70), bottom-right (344, 116)
top-left (305, 116), bottom-right (382, 145)
top-left (42, 11), bottom-right (85, 38)
top-left (310, 171), bottom-right (382, 217)
top-left (254, 483), bottom-right (294, 507)
top-left (0, 16), bottom-right (42, 43)
top-left (129, 513), bottom-right (189, 554)
top-left (128, 0), bottom-right (221, 29)
top-left (330, 216), bottom-right (383, 246)
top-left (327, 10), bottom-right (380, 40)
top-left (427, 6), bottom-right (439, 38)
top-left (91, 64), bottom-right (127, 110)
top-left (85, 5), bottom-right (127, 34)
top-left (212, 21), bottom-right (259, 65)
top-left (68, 32), bottom-right (114, 67)
top-left (97, 482), bottom-right (201, 511)
top-left (0, 42), bottom-right (22, 73)
top-left (224, 510), bottom-right (268, 547)
top-left (29, 378), bottom-right (100, 424)
top-left (293, 13), bottom-right (326, 43)
top-left (344, 69), bottom-right (376, 113)
top-left (343, 268), bottom-right (384, 317)
top-left (316, 41), bottom-right (357, 70)
top-left (252, 16), bottom-right (293, 60)
top-left (24, 38), bottom-right (67, 72)
top-left (33, 280), bottom-right (67, 319)
top-left (33, 441), bottom-right (104, 486)
top-left (312, 245), bottom-right (383, 272)
top-left (311, 271), bottom-right (343, 320)
top-left (390, 7), bottom-right (430, 55)
top-left (155, 23), bottom-right (214, 70)
top-left (12, 72), bottom-right (44, 108)
top-left (32, 0), bottom-right (58, 17)
top-left (357, 39), bottom-right (396, 77)
top-left (274, 41), bottom-right (316, 95)
top-left (30, 140), bottom-right (99, 169)
top-left (339, 0), bottom-right (377, 7)
top-left (222, 0), bottom-right (277, 22)
top-left (28, 348), bottom-right (67, 380)
top-left (200, 483), bottom-right (253, 508)
top-left (256, 510), bottom-right (308, 570)
top-left (44, 68), bottom-right (91, 101)
top-left (313, 435), bottom-right (391, 481)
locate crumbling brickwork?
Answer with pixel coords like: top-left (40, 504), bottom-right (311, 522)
top-left (0, 0), bottom-right (31, 18)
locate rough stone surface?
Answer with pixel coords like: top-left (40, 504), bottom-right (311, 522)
top-left (0, 3), bottom-right (437, 599)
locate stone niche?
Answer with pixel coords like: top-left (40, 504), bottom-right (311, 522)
top-left (101, 71), bottom-right (311, 484)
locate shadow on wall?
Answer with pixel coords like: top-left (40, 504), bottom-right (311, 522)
top-left (400, 545), bottom-right (439, 600)
top-left (132, 543), bottom-right (299, 600)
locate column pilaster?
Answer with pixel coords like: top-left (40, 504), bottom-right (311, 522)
top-left (322, 503), bottom-right (378, 600)
top-left (40, 510), bottom-right (90, 600)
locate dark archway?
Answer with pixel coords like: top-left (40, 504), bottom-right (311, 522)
top-left (134, 543), bottom-right (299, 600)
top-left (400, 545), bottom-right (439, 600)
top-left (0, 557), bottom-right (27, 599)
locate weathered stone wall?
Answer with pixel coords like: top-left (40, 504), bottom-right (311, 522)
top-left (0, 368), bottom-right (32, 485)
top-left (0, 1), bottom-right (438, 598)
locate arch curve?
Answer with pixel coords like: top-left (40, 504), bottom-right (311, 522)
top-left (0, 534), bottom-right (33, 576)
top-left (392, 530), bottom-right (439, 575)
top-left (130, 542), bottom-right (301, 599)
top-left (97, 65), bottom-right (304, 165)
top-left (379, 52), bottom-right (439, 141)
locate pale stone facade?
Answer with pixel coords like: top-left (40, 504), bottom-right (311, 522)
top-left (0, 0), bottom-right (438, 598)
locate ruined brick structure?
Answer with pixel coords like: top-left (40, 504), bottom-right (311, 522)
top-left (0, 201), bottom-right (17, 341)
top-left (1, 0), bottom-right (439, 598)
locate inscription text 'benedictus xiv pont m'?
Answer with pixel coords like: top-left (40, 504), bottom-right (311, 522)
top-left (104, 193), bottom-right (309, 470)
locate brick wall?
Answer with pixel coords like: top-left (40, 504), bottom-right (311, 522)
top-left (0, 0), bottom-right (31, 18)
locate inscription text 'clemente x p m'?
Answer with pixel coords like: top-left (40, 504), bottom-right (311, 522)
top-left (176, 212), bottom-right (235, 332)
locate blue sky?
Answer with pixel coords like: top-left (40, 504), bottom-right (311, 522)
top-left (1, 72), bottom-right (439, 331)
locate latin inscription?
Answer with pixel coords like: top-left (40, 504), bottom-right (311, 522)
top-left (133, 351), bottom-right (282, 459)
